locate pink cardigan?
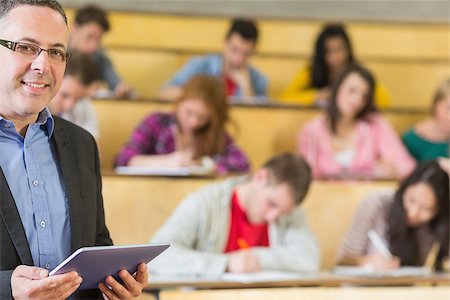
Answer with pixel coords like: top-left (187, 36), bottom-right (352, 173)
top-left (298, 114), bottom-right (416, 179)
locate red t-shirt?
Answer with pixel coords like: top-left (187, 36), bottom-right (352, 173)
top-left (224, 75), bottom-right (238, 96)
top-left (224, 191), bottom-right (269, 253)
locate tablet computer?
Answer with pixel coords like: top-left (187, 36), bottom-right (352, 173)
top-left (49, 243), bottom-right (170, 290)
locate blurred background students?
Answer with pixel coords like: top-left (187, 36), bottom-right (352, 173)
top-left (298, 64), bottom-right (415, 179)
top-left (402, 78), bottom-right (450, 162)
top-left (149, 153), bottom-right (319, 276)
top-left (70, 5), bottom-right (134, 98)
top-left (158, 18), bottom-right (267, 102)
top-left (336, 160), bottom-right (449, 271)
top-left (115, 75), bottom-right (250, 174)
top-left (48, 52), bottom-right (100, 140)
top-left (281, 24), bottom-right (390, 108)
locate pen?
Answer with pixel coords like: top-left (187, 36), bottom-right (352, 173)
top-left (237, 238), bottom-right (250, 250)
top-left (368, 230), bottom-right (392, 259)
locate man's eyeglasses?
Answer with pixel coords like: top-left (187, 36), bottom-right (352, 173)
top-left (0, 39), bottom-right (71, 64)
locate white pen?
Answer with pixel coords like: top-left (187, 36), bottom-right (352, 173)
top-left (368, 230), bottom-right (393, 259)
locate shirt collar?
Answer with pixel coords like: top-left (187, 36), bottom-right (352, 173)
top-left (0, 108), bottom-right (55, 137)
top-left (37, 107), bottom-right (55, 137)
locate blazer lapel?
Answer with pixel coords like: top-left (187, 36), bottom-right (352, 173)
top-left (0, 168), bottom-right (34, 265)
top-left (52, 122), bottom-right (83, 252)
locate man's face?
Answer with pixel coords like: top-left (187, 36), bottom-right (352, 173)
top-left (223, 33), bottom-right (255, 70)
top-left (246, 170), bottom-right (296, 224)
top-left (70, 22), bottom-right (104, 55)
top-left (49, 75), bottom-right (89, 115)
top-left (0, 5), bottom-right (68, 122)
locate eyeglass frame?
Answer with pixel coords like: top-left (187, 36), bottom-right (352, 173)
top-left (0, 39), bottom-right (71, 64)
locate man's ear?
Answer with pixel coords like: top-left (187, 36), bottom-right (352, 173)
top-left (253, 168), bottom-right (269, 184)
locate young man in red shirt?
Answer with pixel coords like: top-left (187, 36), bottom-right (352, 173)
top-left (150, 153), bottom-right (319, 275)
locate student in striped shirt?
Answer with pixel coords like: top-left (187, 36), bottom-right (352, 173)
top-left (336, 159), bottom-right (449, 271)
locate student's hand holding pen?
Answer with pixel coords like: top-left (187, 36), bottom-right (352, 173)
top-left (227, 250), bottom-right (260, 273)
top-left (226, 238), bottom-right (260, 273)
top-left (362, 230), bottom-right (400, 271)
top-left (361, 252), bottom-right (400, 271)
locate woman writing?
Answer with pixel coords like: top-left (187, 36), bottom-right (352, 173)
top-left (336, 160), bottom-right (449, 271)
top-left (115, 75), bottom-right (250, 174)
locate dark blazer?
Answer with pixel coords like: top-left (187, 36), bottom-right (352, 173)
top-left (0, 117), bottom-right (113, 299)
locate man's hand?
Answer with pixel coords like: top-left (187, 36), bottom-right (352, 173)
top-left (114, 82), bottom-right (135, 99)
top-left (11, 265), bottom-right (82, 300)
top-left (227, 250), bottom-right (260, 273)
top-left (226, 67), bottom-right (254, 97)
top-left (98, 263), bottom-right (148, 300)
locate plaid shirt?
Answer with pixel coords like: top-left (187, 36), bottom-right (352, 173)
top-left (115, 112), bottom-right (250, 174)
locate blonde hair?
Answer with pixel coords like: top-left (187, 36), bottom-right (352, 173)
top-left (432, 78), bottom-right (450, 115)
top-left (175, 75), bottom-right (229, 158)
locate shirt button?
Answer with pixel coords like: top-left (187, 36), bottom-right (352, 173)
top-left (32, 180), bottom-right (39, 187)
top-left (25, 143), bottom-right (29, 149)
top-left (40, 220), bottom-right (46, 228)
top-left (4, 123), bottom-right (11, 128)
top-left (45, 263), bottom-right (51, 269)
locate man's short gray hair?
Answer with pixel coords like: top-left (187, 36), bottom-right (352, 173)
top-left (0, 0), bottom-right (67, 24)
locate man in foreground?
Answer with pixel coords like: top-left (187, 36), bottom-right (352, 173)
top-left (0, 1), bottom-right (146, 298)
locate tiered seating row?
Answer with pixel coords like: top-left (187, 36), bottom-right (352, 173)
top-left (93, 100), bottom-right (427, 172)
top-left (65, 9), bottom-right (450, 108)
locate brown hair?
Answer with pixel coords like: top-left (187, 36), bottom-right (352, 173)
top-left (74, 5), bottom-right (109, 32)
top-left (431, 78), bottom-right (450, 115)
top-left (263, 153), bottom-right (312, 205)
top-left (327, 64), bottom-right (377, 134)
top-left (388, 160), bottom-right (449, 270)
top-left (226, 18), bottom-right (259, 44)
top-left (175, 75), bottom-right (229, 158)
top-left (0, 0), bottom-right (67, 24)
top-left (64, 51), bottom-right (99, 85)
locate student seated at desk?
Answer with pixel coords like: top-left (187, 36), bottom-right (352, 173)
top-left (336, 160), bottom-right (449, 271)
top-left (149, 153), bottom-right (319, 276)
top-left (298, 64), bottom-right (415, 180)
top-left (69, 5), bottom-right (135, 98)
top-left (115, 75), bottom-right (250, 174)
top-left (280, 24), bottom-right (390, 108)
top-left (402, 78), bottom-right (450, 162)
top-left (48, 52), bottom-right (100, 140)
top-left (158, 18), bottom-right (267, 102)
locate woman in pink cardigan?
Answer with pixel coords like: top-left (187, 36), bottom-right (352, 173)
top-left (298, 64), bottom-right (416, 179)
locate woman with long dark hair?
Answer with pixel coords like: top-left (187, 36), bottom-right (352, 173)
top-left (336, 159), bottom-right (449, 271)
top-left (115, 75), bottom-right (250, 174)
top-left (281, 24), bottom-right (390, 108)
top-left (298, 64), bottom-right (415, 179)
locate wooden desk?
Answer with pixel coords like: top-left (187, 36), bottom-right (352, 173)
top-left (102, 175), bottom-right (396, 270)
top-left (102, 175), bottom-right (219, 246)
top-left (159, 286), bottom-right (450, 300)
top-left (147, 272), bottom-right (450, 290)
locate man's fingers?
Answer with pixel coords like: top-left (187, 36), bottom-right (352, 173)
top-left (51, 276), bottom-right (82, 299)
top-left (98, 282), bottom-right (117, 300)
top-left (13, 265), bottom-right (48, 280)
top-left (20, 271), bottom-right (81, 299)
top-left (105, 275), bottom-right (130, 299)
top-left (135, 263), bottom-right (148, 284)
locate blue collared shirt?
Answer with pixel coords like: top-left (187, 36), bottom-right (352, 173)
top-left (167, 54), bottom-right (268, 100)
top-left (0, 108), bottom-right (71, 271)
